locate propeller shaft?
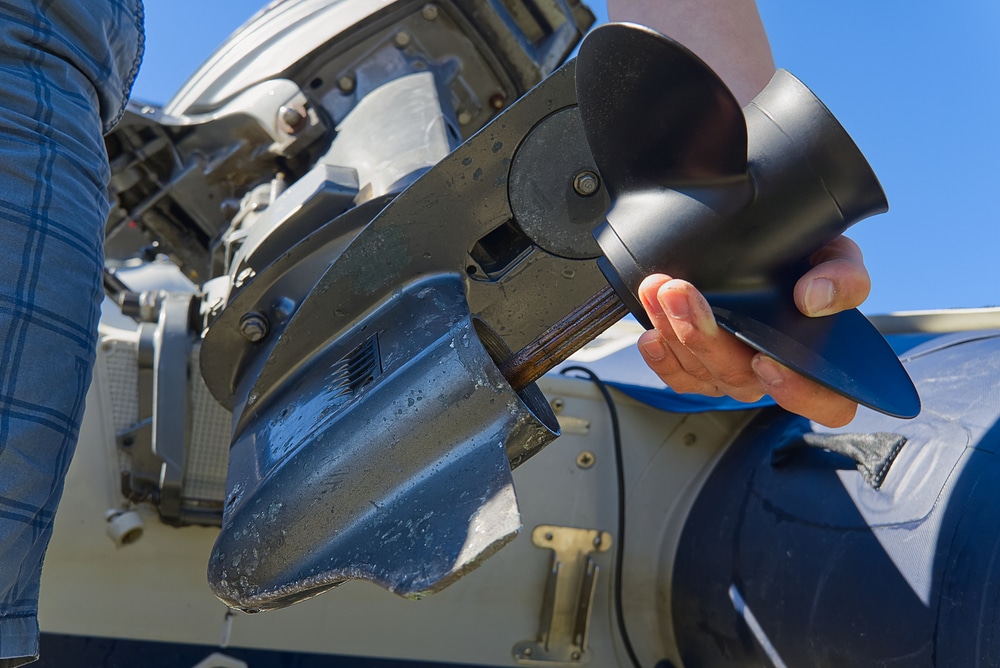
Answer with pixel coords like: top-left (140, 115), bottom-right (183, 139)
top-left (499, 285), bottom-right (629, 391)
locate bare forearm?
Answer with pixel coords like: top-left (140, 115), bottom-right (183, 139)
top-left (606, 0), bottom-right (775, 105)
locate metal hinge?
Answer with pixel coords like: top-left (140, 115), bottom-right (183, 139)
top-left (513, 525), bottom-right (612, 665)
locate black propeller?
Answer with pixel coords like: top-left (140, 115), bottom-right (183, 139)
top-left (576, 23), bottom-right (920, 419)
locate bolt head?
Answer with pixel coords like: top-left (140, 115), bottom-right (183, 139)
top-left (239, 312), bottom-right (269, 343)
top-left (573, 171), bottom-right (600, 197)
top-left (421, 3), bottom-right (439, 20)
top-left (277, 104), bottom-right (307, 134)
top-left (394, 31), bottom-right (411, 48)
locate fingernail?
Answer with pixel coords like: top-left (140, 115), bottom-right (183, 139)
top-left (804, 278), bottom-right (834, 315)
top-left (661, 287), bottom-right (690, 320)
top-left (752, 356), bottom-right (784, 387)
top-left (639, 333), bottom-right (667, 361)
top-left (639, 277), bottom-right (665, 317)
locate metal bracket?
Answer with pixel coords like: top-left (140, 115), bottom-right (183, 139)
top-left (117, 293), bottom-right (196, 522)
top-left (118, 321), bottom-right (160, 504)
top-left (151, 293), bottom-right (196, 521)
top-left (513, 525), bottom-right (612, 665)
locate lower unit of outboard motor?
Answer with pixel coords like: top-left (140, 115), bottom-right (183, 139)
top-left (672, 331), bottom-right (1000, 667)
top-left (203, 23), bottom-right (918, 611)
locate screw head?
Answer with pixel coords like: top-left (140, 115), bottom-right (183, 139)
top-left (573, 171), bottom-right (600, 197)
top-left (576, 451), bottom-right (596, 469)
top-left (337, 75), bottom-right (356, 94)
top-left (239, 312), bottom-right (269, 343)
top-left (421, 3), bottom-right (439, 20)
top-left (394, 31), bottom-right (411, 48)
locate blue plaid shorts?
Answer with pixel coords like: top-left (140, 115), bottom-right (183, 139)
top-left (0, 1), bottom-right (144, 665)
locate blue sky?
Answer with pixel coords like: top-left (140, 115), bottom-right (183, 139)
top-left (133, 1), bottom-right (1000, 315)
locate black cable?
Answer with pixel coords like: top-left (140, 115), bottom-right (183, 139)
top-left (560, 365), bottom-right (643, 668)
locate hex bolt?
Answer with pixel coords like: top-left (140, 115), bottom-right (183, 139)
top-left (277, 104), bottom-right (307, 134)
top-left (421, 3), bottom-right (439, 20)
top-left (239, 312), bottom-right (269, 343)
top-left (573, 171), bottom-right (600, 197)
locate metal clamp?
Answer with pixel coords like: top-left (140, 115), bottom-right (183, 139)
top-left (513, 525), bottom-right (612, 665)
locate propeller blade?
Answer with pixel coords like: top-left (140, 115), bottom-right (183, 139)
top-left (576, 22), bottom-right (749, 191)
top-left (576, 23), bottom-right (920, 419)
top-left (710, 289), bottom-right (920, 419)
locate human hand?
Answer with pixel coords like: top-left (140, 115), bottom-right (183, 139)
top-left (636, 236), bottom-right (870, 427)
